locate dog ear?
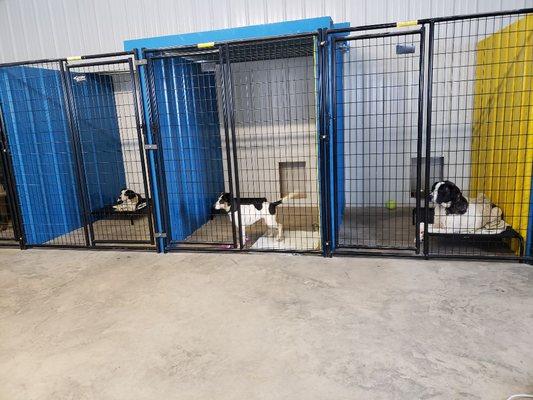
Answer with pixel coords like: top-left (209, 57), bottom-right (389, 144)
top-left (450, 184), bottom-right (462, 200)
top-left (125, 190), bottom-right (136, 200)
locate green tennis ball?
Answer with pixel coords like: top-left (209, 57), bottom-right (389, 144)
top-left (385, 200), bottom-right (397, 210)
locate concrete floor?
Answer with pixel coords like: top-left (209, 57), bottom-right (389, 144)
top-left (0, 250), bottom-right (531, 400)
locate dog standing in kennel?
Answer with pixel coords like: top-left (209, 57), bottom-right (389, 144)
top-left (214, 192), bottom-right (303, 243)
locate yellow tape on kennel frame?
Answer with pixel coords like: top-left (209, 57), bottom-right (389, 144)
top-left (470, 15), bottom-right (533, 253)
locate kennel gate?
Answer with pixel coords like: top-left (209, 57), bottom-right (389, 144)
top-left (326, 9), bottom-right (533, 262)
top-left (144, 35), bottom-right (323, 253)
top-left (65, 54), bottom-right (155, 247)
top-left (0, 53), bottom-right (156, 249)
top-left (328, 28), bottom-right (426, 256)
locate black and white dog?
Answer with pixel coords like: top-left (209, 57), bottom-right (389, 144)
top-left (214, 192), bottom-right (301, 242)
top-left (113, 188), bottom-right (146, 212)
top-left (425, 180), bottom-right (489, 232)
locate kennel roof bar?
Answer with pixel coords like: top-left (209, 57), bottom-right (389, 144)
top-left (326, 7), bottom-right (533, 34)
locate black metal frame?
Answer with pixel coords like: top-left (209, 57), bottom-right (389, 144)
top-left (144, 33), bottom-right (323, 254)
top-left (0, 8), bottom-right (531, 262)
top-left (326, 8), bottom-right (533, 263)
top-left (0, 52), bottom-right (157, 250)
top-left (330, 28), bottom-right (426, 255)
top-left (144, 44), bottom-right (241, 251)
top-left (64, 54), bottom-right (155, 247)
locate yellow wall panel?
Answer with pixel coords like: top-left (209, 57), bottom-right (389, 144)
top-left (471, 15), bottom-right (533, 252)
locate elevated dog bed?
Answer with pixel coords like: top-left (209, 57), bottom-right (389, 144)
top-left (412, 194), bottom-right (525, 256)
top-left (91, 200), bottom-right (149, 226)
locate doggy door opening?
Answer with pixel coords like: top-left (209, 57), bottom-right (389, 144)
top-left (279, 162), bottom-right (307, 198)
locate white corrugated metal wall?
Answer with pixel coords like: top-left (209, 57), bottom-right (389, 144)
top-left (0, 0), bottom-right (532, 63)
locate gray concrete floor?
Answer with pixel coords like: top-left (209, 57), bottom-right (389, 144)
top-left (0, 249), bottom-right (532, 400)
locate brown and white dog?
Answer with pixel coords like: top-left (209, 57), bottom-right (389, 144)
top-left (214, 192), bottom-right (302, 242)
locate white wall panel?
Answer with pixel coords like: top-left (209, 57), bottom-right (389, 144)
top-left (0, 0), bottom-right (531, 62)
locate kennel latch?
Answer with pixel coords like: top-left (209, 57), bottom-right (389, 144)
top-left (134, 59), bottom-right (147, 66)
top-left (155, 232), bottom-right (167, 238)
top-left (144, 144), bottom-right (158, 150)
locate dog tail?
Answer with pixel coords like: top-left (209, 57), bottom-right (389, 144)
top-left (269, 192), bottom-right (305, 209)
top-left (280, 192), bottom-right (306, 202)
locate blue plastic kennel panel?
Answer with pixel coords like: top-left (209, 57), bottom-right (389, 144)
top-left (149, 57), bottom-right (223, 241)
top-left (0, 65), bottom-right (82, 244)
top-left (125, 17), bottom-right (348, 249)
top-left (69, 73), bottom-right (126, 213)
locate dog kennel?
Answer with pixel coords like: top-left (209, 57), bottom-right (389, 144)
top-left (327, 9), bottom-right (533, 261)
top-left (0, 54), bottom-right (155, 249)
top-left (0, 9), bottom-right (531, 261)
top-left (126, 18), bottom-right (348, 253)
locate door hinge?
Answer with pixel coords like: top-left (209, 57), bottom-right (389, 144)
top-left (155, 232), bottom-right (167, 238)
top-left (144, 144), bottom-right (158, 150)
top-left (135, 59), bottom-right (147, 66)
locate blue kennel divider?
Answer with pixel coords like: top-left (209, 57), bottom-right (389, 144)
top-left (327, 27), bottom-right (350, 252)
top-left (69, 73), bottom-right (126, 213)
top-left (0, 65), bottom-right (126, 245)
top-left (0, 65), bottom-right (82, 244)
top-left (148, 57), bottom-right (223, 242)
top-left (125, 17), bottom-right (346, 251)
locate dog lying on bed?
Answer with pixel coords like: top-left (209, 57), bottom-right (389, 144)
top-left (113, 189), bottom-right (146, 212)
top-left (213, 192), bottom-right (302, 242)
top-left (420, 180), bottom-right (501, 238)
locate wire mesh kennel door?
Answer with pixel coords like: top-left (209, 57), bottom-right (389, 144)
top-left (65, 55), bottom-right (155, 247)
top-left (225, 36), bottom-right (322, 253)
top-left (145, 46), bottom-right (239, 250)
top-left (332, 29), bottom-right (426, 254)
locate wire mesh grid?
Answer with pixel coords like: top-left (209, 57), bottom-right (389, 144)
top-left (0, 60), bottom-right (87, 246)
top-left (334, 32), bottom-right (423, 252)
top-left (227, 36), bottom-right (321, 251)
top-left (66, 59), bottom-right (154, 245)
top-left (147, 49), bottom-right (233, 248)
top-left (0, 151), bottom-right (16, 242)
top-left (426, 13), bottom-right (532, 259)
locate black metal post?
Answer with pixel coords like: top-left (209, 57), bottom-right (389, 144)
top-left (145, 54), bottom-right (172, 250)
top-left (423, 22), bottom-right (435, 258)
top-left (128, 57), bottom-right (156, 246)
top-left (223, 44), bottom-right (244, 250)
top-left (415, 27), bottom-right (426, 254)
top-left (218, 47), bottom-right (238, 249)
top-left (59, 61), bottom-right (92, 247)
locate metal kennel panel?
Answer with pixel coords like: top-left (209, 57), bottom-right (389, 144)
top-left (0, 59), bottom-right (88, 247)
top-left (331, 29), bottom-right (426, 255)
top-left (0, 107), bottom-right (23, 246)
top-left (424, 11), bottom-right (533, 261)
top-left (145, 46), bottom-right (238, 250)
top-left (65, 53), bottom-right (155, 247)
top-left (225, 35), bottom-right (322, 253)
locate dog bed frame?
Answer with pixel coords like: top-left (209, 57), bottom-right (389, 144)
top-left (91, 201), bottom-right (150, 226)
top-left (412, 207), bottom-right (524, 256)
